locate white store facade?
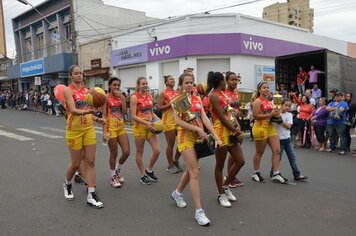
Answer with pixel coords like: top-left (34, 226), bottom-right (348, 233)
top-left (110, 13), bottom-right (356, 92)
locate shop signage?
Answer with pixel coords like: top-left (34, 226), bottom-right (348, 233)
top-left (110, 33), bottom-right (322, 67)
top-left (34, 76), bottom-right (41, 85)
top-left (20, 58), bottom-right (45, 77)
top-left (110, 44), bottom-right (147, 67)
top-left (256, 65), bottom-right (276, 92)
top-left (91, 59), bottom-right (102, 69)
top-left (58, 73), bottom-right (69, 78)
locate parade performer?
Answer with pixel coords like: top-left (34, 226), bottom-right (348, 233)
top-left (63, 65), bottom-right (105, 208)
top-left (170, 73), bottom-right (222, 226)
top-left (157, 75), bottom-right (182, 174)
top-left (223, 72), bottom-right (245, 187)
top-left (130, 77), bottom-right (161, 185)
top-left (102, 77), bottom-right (130, 188)
top-left (207, 71), bottom-right (245, 208)
top-left (251, 81), bottom-right (288, 183)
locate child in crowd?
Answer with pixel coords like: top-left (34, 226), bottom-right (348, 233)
top-left (274, 98), bottom-right (308, 181)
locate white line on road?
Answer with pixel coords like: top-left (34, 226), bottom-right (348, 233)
top-left (16, 128), bottom-right (62, 139)
top-left (0, 130), bottom-right (34, 141)
top-left (40, 127), bottom-right (66, 133)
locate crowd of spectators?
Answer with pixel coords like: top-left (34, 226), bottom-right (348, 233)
top-left (0, 89), bottom-right (65, 116)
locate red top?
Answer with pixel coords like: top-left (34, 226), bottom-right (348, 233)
top-left (224, 88), bottom-right (240, 112)
top-left (292, 94), bottom-right (315, 119)
top-left (106, 93), bottom-right (123, 120)
top-left (134, 92), bottom-right (154, 121)
top-left (256, 96), bottom-right (273, 120)
top-left (67, 84), bottom-right (90, 110)
top-left (202, 96), bottom-right (209, 114)
top-left (297, 71), bottom-right (308, 84)
top-left (163, 89), bottom-right (179, 111)
top-left (210, 90), bottom-right (230, 122)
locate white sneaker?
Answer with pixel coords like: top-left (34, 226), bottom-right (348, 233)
top-left (195, 209), bottom-right (210, 226)
top-left (87, 192), bottom-right (104, 208)
top-left (271, 173), bottom-right (288, 183)
top-left (223, 186), bottom-right (237, 202)
top-left (115, 169), bottom-right (125, 183)
top-left (63, 183), bottom-right (74, 200)
top-left (218, 194), bottom-right (232, 208)
top-left (251, 172), bottom-right (265, 182)
top-left (111, 175), bottom-right (121, 188)
top-left (170, 190), bottom-right (187, 208)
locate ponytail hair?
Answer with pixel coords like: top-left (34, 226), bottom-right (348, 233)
top-left (108, 77), bottom-right (121, 93)
top-left (135, 77), bottom-right (147, 92)
top-left (256, 81), bottom-right (268, 97)
top-left (207, 71), bottom-right (224, 93)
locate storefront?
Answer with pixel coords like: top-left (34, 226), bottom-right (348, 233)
top-left (6, 53), bottom-right (72, 92)
top-left (110, 33), bottom-right (322, 91)
top-left (83, 59), bottom-right (110, 90)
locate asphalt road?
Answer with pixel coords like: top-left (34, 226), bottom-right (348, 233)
top-left (0, 109), bottom-right (356, 236)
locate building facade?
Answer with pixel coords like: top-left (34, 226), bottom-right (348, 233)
top-left (263, 0), bottom-right (314, 32)
top-left (0, 0), bottom-right (6, 56)
top-left (79, 37), bottom-right (112, 90)
top-left (109, 13), bottom-right (354, 93)
top-left (7, 0), bottom-right (154, 92)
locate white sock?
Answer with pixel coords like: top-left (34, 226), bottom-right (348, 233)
top-left (175, 189), bottom-right (182, 196)
top-left (146, 169), bottom-right (152, 173)
top-left (110, 170), bottom-right (116, 177)
top-left (196, 209), bottom-right (203, 213)
top-left (273, 171), bottom-right (280, 175)
top-left (254, 170), bottom-right (260, 174)
top-left (87, 187), bottom-right (95, 194)
top-left (115, 163), bottom-right (122, 170)
top-left (65, 179), bottom-right (72, 185)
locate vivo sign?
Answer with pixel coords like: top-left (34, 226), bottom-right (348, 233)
top-left (243, 37), bottom-right (264, 52)
top-left (149, 43), bottom-right (171, 56)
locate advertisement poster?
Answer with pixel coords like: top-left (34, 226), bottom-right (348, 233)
top-left (255, 65), bottom-right (276, 92)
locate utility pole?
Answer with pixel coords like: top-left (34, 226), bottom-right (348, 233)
top-left (69, 0), bottom-right (77, 65)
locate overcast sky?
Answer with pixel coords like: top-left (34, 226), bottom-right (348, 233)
top-left (2, 0), bottom-right (356, 58)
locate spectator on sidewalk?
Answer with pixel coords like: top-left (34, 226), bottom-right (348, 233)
top-left (308, 66), bottom-right (325, 88)
top-left (326, 92), bottom-right (348, 155)
top-left (311, 84), bottom-right (322, 108)
top-left (305, 89), bottom-right (316, 107)
top-left (297, 67), bottom-right (308, 95)
top-left (345, 93), bottom-right (355, 152)
top-left (311, 98), bottom-right (328, 151)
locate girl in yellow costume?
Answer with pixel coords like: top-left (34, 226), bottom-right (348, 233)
top-left (63, 65), bottom-right (106, 208)
top-left (130, 77), bottom-right (161, 185)
top-left (158, 75), bottom-right (182, 174)
top-left (170, 73), bottom-right (222, 226)
top-left (102, 77), bottom-right (130, 188)
top-left (251, 81), bottom-right (288, 183)
top-left (207, 71), bottom-right (245, 208)
top-left (224, 72), bottom-right (245, 188)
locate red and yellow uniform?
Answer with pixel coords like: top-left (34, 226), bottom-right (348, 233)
top-left (202, 96), bottom-right (209, 115)
top-left (105, 93), bottom-right (126, 139)
top-left (161, 89), bottom-right (179, 132)
top-left (252, 96), bottom-right (278, 140)
top-left (65, 84), bottom-right (96, 150)
top-left (132, 92), bottom-right (155, 140)
top-left (177, 95), bottom-right (203, 152)
top-left (210, 90), bottom-right (234, 147)
top-left (224, 88), bottom-right (240, 113)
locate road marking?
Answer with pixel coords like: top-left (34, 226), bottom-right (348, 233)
top-left (16, 128), bottom-right (62, 139)
top-left (40, 127), bottom-right (66, 133)
top-left (0, 130), bottom-right (34, 141)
